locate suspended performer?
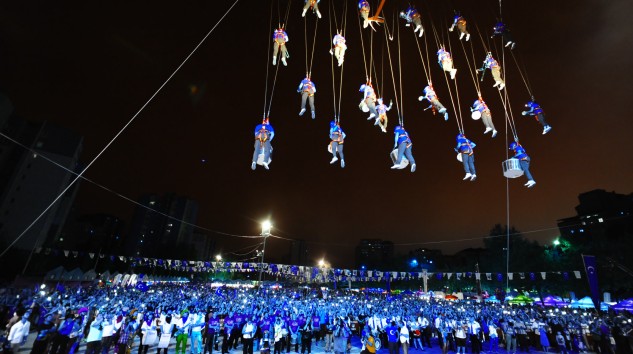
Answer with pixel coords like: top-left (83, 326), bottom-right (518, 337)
top-left (375, 97), bottom-right (393, 133)
top-left (329, 121), bottom-right (346, 168)
top-left (492, 22), bottom-right (516, 50)
top-left (522, 100), bottom-right (552, 135)
top-left (359, 0), bottom-right (370, 29)
top-left (437, 46), bottom-right (457, 80)
top-left (455, 133), bottom-right (477, 181)
top-left (480, 53), bottom-right (505, 90)
top-left (399, 5), bottom-right (423, 37)
top-left (359, 83), bottom-right (379, 120)
top-left (392, 125), bottom-right (417, 172)
top-left (449, 13), bottom-right (470, 41)
top-left (471, 97), bottom-right (497, 137)
top-left (330, 31), bottom-right (347, 66)
top-left (509, 141), bottom-right (536, 188)
top-left (252, 118), bottom-right (274, 170)
top-left (272, 26), bottom-right (289, 66)
top-left (418, 84), bottom-right (448, 120)
top-left (302, 0), bottom-right (322, 19)
top-left (297, 75), bottom-right (317, 119)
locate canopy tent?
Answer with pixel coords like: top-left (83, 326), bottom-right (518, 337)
top-left (539, 295), bottom-right (567, 307)
top-left (45, 266), bottom-right (65, 281)
top-left (601, 302), bottom-right (617, 311)
top-left (569, 296), bottom-right (596, 309)
top-left (612, 299), bottom-right (633, 312)
top-left (507, 294), bottom-right (534, 305)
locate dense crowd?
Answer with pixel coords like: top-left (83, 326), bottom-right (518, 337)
top-left (1, 283), bottom-right (632, 354)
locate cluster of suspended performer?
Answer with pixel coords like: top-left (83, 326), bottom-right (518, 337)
top-left (251, 0), bottom-right (553, 189)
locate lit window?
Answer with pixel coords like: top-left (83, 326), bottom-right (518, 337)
top-left (598, 218), bottom-right (604, 223)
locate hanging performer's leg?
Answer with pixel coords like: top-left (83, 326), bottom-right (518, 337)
top-left (365, 98), bottom-right (379, 120)
top-left (491, 67), bottom-right (505, 90)
top-left (481, 109), bottom-right (497, 137)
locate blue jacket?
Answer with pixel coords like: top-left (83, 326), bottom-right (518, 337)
top-left (524, 101), bottom-right (543, 116)
top-left (254, 123), bottom-right (275, 141)
top-left (484, 56), bottom-right (499, 69)
top-left (330, 126), bottom-right (346, 142)
top-left (394, 126), bottom-right (412, 146)
top-left (437, 48), bottom-right (451, 63)
top-left (512, 144), bottom-right (529, 160)
top-left (456, 134), bottom-right (476, 154)
top-left (298, 79), bottom-right (316, 94)
top-left (472, 99), bottom-right (488, 112)
top-left (273, 29), bottom-right (288, 42)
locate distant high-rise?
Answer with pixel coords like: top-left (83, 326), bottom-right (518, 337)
top-left (557, 189), bottom-right (633, 265)
top-left (355, 239), bottom-right (394, 269)
top-left (125, 193), bottom-right (199, 259)
top-left (0, 94), bottom-right (83, 251)
top-left (55, 214), bottom-right (124, 254)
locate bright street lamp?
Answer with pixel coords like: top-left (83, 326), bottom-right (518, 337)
top-left (259, 220), bottom-right (272, 282)
top-left (215, 254), bottom-right (222, 261)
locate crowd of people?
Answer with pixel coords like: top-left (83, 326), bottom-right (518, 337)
top-left (1, 283), bottom-right (632, 354)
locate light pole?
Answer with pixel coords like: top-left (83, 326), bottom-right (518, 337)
top-left (259, 220), bottom-right (272, 283)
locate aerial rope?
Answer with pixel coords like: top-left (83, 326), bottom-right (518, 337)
top-left (304, 5), bottom-right (320, 76)
top-left (382, 14), bottom-right (403, 126)
top-left (329, 0), bottom-right (348, 123)
top-left (0, 0), bottom-right (242, 260)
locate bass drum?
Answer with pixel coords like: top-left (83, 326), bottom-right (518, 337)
top-left (374, 337), bottom-right (382, 351)
top-left (471, 110), bottom-right (481, 120)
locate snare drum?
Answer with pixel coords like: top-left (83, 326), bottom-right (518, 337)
top-left (502, 158), bottom-right (524, 178)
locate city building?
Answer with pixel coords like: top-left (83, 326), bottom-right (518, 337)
top-left (355, 239), bottom-right (394, 270)
top-left (124, 193), bottom-right (199, 259)
top-left (0, 94), bottom-right (83, 252)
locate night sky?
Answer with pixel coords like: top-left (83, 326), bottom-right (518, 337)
top-left (0, 0), bottom-right (631, 268)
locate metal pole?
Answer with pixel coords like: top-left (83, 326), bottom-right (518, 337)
top-left (258, 235), bottom-right (268, 283)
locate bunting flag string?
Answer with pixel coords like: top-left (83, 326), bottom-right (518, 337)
top-left (35, 247), bottom-right (583, 284)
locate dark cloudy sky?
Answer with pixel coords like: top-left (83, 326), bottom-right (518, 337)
top-left (0, 0), bottom-right (631, 268)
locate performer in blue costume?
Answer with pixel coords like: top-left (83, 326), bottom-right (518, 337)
top-left (330, 31), bottom-right (347, 66)
top-left (272, 26), bottom-right (289, 66)
top-left (455, 134), bottom-right (477, 181)
top-left (359, 83), bottom-right (379, 120)
top-left (449, 13), bottom-right (470, 41)
top-left (375, 97), bottom-right (393, 133)
top-left (399, 6), bottom-right (423, 37)
top-left (329, 121), bottom-right (346, 168)
top-left (522, 100), bottom-right (552, 135)
top-left (252, 118), bottom-right (274, 170)
top-left (419, 84), bottom-right (448, 120)
top-left (492, 22), bottom-right (516, 50)
top-left (298, 75), bottom-right (317, 119)
top-left (392, 125), bottom-right (417, 172)
top-left (471, 97), bottom-right (497, 137)
top-left (510, 141), bottom-right (536, 188)
top-left (481, 53), bottom-right (505, 90)
top-left (437, 46), bottom-right (457, 80)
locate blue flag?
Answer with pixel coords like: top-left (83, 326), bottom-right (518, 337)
top-left (582, 255), bottom-right (600, 309)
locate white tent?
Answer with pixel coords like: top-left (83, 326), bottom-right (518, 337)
top-left (62, 268), bottom-right (84, 281)
top-left (45, 266), bottom-right (66, 281)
